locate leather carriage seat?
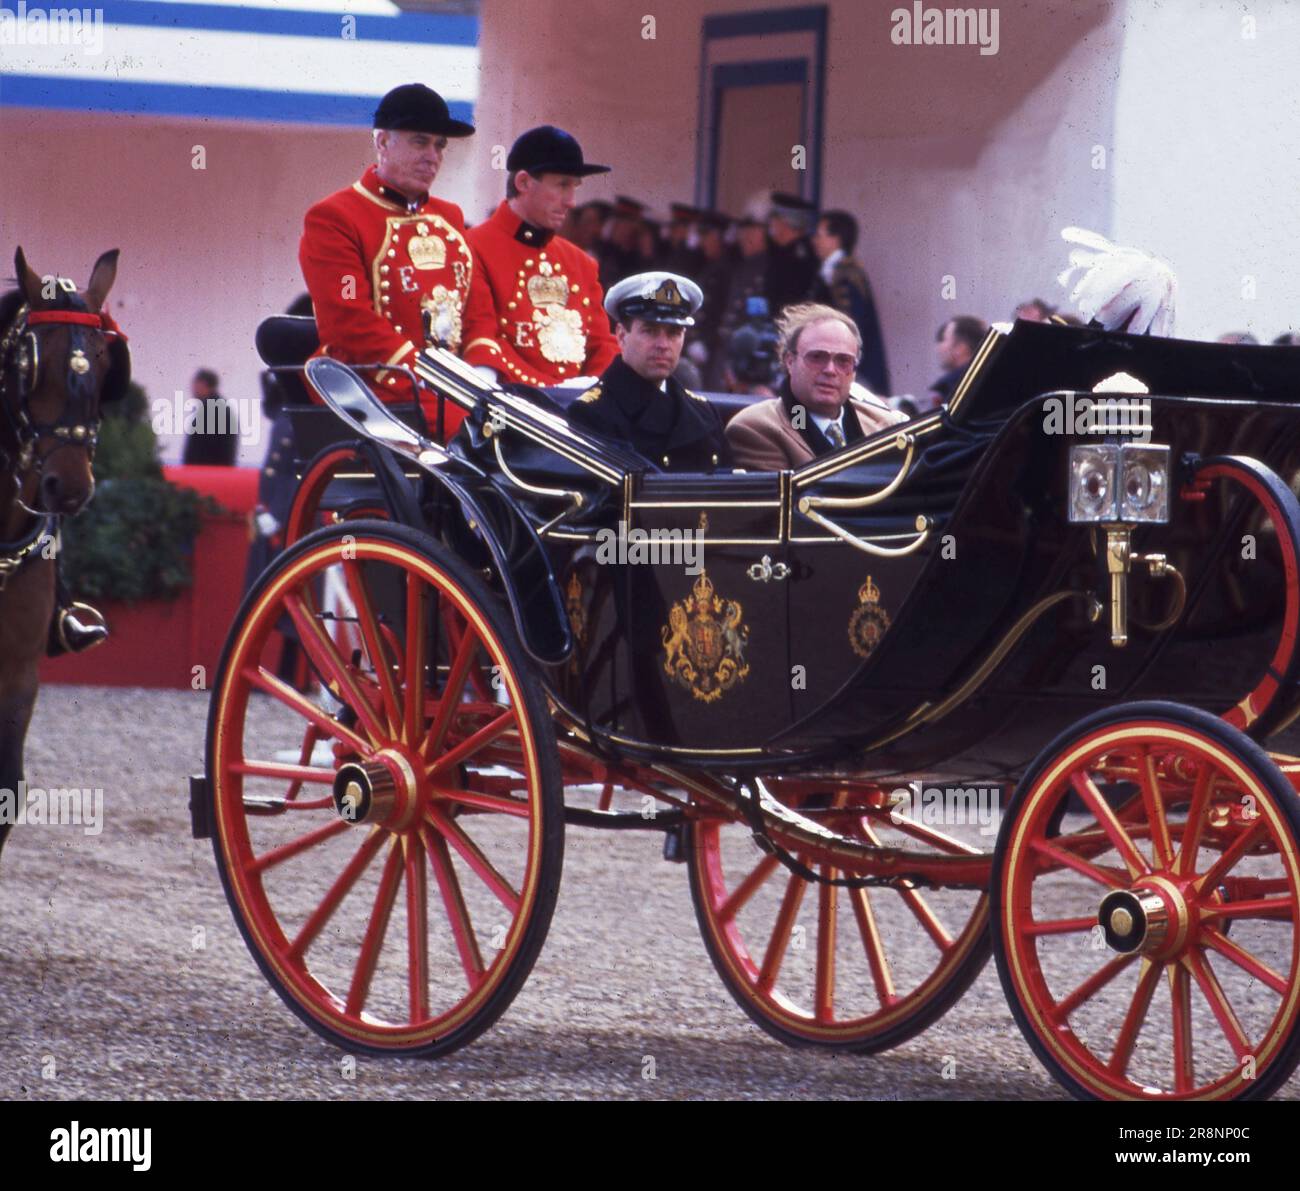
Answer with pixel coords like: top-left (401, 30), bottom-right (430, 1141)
top-left (256, 315), bottom-right (321, 406)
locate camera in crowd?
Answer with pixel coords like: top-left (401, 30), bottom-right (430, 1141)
top-left (726, 296), bottom-right (782, 392)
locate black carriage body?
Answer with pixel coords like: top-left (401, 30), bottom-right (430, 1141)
top-left (293, 322), bottom-right (1300, 781)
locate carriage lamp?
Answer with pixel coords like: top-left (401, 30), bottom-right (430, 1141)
top-left (1068, 443), bottom-right (1170, 525)
top-left (1069, 443), bottom-right (1172, 647)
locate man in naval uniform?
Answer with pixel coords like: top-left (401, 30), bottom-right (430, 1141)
top-left (568, 272), bottom-right (731, 472)
top-left (299, 83), bottom-right (503, 439)
top-left (467, 126), bottom-right (619, 388)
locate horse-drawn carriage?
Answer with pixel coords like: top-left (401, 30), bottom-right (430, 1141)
top-left (192, 314), bottom-right (1300, 1100)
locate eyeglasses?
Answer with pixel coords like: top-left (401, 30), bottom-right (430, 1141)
top-left (796, 349), bottom-right (859, 373)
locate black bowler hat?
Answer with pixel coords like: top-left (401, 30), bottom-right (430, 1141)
top-left (507, 125), bottom-right (610, 178)
top-left (373, 83), bottom-right (475, 137)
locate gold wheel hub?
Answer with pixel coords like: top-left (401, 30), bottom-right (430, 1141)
top-left (1098, 877), bottom-right (1192, 958)
top-left (332, 747), bottom-right (423, 831)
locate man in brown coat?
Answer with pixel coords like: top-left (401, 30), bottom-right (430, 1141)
top-left (725, 302), bottom-right (904, 470)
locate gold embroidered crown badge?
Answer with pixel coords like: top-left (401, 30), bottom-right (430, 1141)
top-left (848, 574), bottom-right (891, 660)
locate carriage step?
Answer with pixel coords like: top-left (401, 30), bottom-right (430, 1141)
top-left (189, 775), bottom-right (211, 839)
top-left (662, 823), bottom-right (688, 863)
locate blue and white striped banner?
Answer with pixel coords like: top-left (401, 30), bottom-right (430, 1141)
top-left (0, 0), bottom-right (478, 125)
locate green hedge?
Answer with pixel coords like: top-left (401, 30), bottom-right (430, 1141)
top-left (62, 384), bottom-right (216, 603)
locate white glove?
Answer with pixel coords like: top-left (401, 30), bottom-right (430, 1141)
top-left (1057, 226), bottom-right (1177, 337)
top-left (255, 510), bottom-right (280, 538)
top-left (472, 365), bottom-right (500, 387)
top-left (554, 375), bottom-right (599, 390)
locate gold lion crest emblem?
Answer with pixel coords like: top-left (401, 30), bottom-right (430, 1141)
top-left (662, 569), bottom-right (749, 702)
top-left (848, 574), bottom-right (891, 660)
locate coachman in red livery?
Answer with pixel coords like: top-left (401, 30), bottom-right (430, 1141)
top-left (467, 125), bottom-right (618, 388)
top-left (299, 84), bottom-right (502, 439)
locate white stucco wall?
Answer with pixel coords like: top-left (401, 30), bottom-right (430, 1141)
top-left (1112, 0), bottom-right (1300, 342)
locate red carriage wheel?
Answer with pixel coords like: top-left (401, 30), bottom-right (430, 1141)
top-left (688, 784), bottom-right (991, 1051)
top-left (992, 701), bottom-right (1300, 1100)
top-left (284, 443), bottom-right (380, 548)
top-left (208, 521), bottom-right (563, 1056)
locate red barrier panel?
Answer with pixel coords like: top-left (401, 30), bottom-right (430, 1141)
top-left (41, 466), bottom-right (258, 689)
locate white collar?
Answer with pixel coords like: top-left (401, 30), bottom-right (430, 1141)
top-left (809, 408), bottom-right (846, 437)
top-left (820, 247), bottom-right (844, 286)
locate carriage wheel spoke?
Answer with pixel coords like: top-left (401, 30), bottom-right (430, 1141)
top-left (345, 839), bottom-right (404, 1017)
top-left (426, 710), bottom-right (517, 778)
top-left (248, 818), bottom-right (350, 875)
top-left (1175, 767), bottom-right (1213, 876)
top-left (895, 886), bottom-right (954, 950)
top-left (288, 828), bottom-right (387, 961)
top-left (431, 785), bottom-right (532, 818)
top-left (1071, 772), bottom-right (1150, 878)
top-left (283, 725), bottom-right (325, 802)
top-left (759, 864), bottom-right (807, 993)
top-left (422, 617), bottom-right (479, 761)
top-left (1024, 915), bottom-right (1099, 936)
top-left (1169, 962), bottom-right (1194, 1094)
top-left (234, 760), bottom-right (336, 785)
top-left (427, 805), bottom-right (520, 913)
top-left (1201, 926), bottom-right (1290, 994)
top-left (1029, 839), bottom-right (1129, 888)
top-left (341, 559), bottom-right (402, 737)
top-left (1108, 959), bottom-right (1161, 1077)
top-left (1201, 895), bottom-right (1296, 922)
top-left (421, 824), bottom-right (485, 987)
top-left (877, 811), bottom-right (984, 856)
top-left (284, 591), bottom-right (388, 745)
top-left (719, 854), bottom-right (780, 922)
top-left (404, 835), bottom-right (429, 1023)
top-left (858, 817), bottom-right (954, 951)
top-left (848, 885), bottom-right (897, 1006)
top-left (1185, 949), bottom-right (1251, 1060)
top-left (815, 870), bottom-right (837, 1023)
top-left (1196, 820), bottom-right (1268, 893)
top-left (1137, 745), bottom-right (1175, 868)
top-left (403, 573), bottom-right (428, 747)
top-left (244, 665), bottom-right (371, 756)
top-left (1053, 952), bottom-right (1138, 1021)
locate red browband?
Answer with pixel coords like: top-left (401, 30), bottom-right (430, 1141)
top-left (25, 309), bottom-right (128, 341)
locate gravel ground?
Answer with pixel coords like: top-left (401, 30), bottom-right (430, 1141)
top-left (1, 684), bottom-right (1296, 1101)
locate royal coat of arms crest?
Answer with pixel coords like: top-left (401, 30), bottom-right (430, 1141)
top-left (661, 569), bottom-right (749, 702)
top-left (848, 574), bottom-right (891, 659)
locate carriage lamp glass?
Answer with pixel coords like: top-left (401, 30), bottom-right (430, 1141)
top-left (1119, 444), bottom-right (1169, 522)
top-left (1069, 444), bottom-right (1119, 522)
top-left (1069, 443), bottom-right (1170, 524)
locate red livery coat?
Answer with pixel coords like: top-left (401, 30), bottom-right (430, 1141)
top-left (467, 201), bottom-right (618, 387)
top-left (299, 165), bottom-right (503, 438)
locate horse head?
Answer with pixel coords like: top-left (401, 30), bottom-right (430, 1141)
top-left (2, 247), bottom-right (130, 517)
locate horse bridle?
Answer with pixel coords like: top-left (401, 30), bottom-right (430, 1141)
top-left (0, 282), bottom-right (129, 514)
